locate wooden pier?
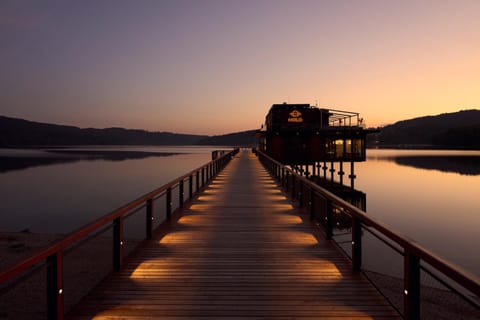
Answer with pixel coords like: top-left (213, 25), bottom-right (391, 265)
top-left (67, 150), bottom-right (400, 319)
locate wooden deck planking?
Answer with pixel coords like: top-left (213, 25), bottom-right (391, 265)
top-left (67, 150), bottom-right (400, 319)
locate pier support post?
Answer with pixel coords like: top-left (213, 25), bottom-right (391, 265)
top-left (339, 162), bottom-right (344, 186)
top-left (330, 161), bottom-right (335, 186)
top-left (349, 161), bottom-right (356, 190)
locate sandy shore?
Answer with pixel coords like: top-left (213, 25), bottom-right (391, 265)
top-left (0, 232), bottom-right (62, 272)
top-left (0, 231), bottom-right (139, 320)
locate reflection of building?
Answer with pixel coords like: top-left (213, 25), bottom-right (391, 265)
top-left (258, 103), bottom-right (376, 165)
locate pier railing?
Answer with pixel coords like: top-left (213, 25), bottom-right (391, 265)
top-left (255, 149), bottom-right (479, 320)
top-left (0, 148), bottom-right (238, 320)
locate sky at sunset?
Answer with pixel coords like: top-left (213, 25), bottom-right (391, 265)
top-left (1, 0), bottom-right (479, 135)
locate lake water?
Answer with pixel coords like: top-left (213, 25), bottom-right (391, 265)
top-left (0, 147), bottom-right (478, 277)
top-left (355, 149), bottom-right (479, 278)
top-left (0, 146), bottom-right (220, 234)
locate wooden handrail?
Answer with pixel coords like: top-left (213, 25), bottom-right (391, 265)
top-left (0, 148), bottom-right (238, 319)
top-left (255, 149), bottom-right (479, 318)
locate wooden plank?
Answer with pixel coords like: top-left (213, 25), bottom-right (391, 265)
top-left (67, 150), bottom-right (400, 319)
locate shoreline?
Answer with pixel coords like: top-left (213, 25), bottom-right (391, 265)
top-left (0, 232), bottom-right (62, 273)
top-left (1, 231), bottom-right (140, 319)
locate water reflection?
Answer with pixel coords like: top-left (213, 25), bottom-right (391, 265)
top-left (358, 149), bottom-right (480, 277)
top-left (309, 177), bottom-right (367, 231)
top-left (310, 150), bottom-right (480, 279)
top-left (390, 155), bottom-right (480, 175)
top-left (0, 150), bottom-right (179, 173)
top-left (369, 150), bottom-right (480, 175)
top-left (0, 149), bottom-right (213, 234)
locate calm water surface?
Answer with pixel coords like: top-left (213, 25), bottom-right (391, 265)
top-left (354, 149), bottom-right (479, 277)
top-left (0, 147), bottom-right (478, 276)
top-left (0, 146), bottom-right (221, 234)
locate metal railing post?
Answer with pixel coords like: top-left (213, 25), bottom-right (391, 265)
top-left (113, 217), bottom-right (123, 271)
top-left (291, 175), bottom-right (296, 200)
top-left (404, 251), bottom-right (421, 320)
top-left (325, 199), bottom-right (333, 240)
top-left (146, 199), bottom-right (153, 239)
top-left (196, 171), bottom-right (200, 192)
top-left (47, 252), bottom-right (63, 320)
top-left (285, 171), bottom-right (289, 192)
top-left (189, 175), bottom-right (193, 199)
top-left (310, 188), bottom-right (315, 221)
top-left (352, 217), bottom-right (362, 272)
top-left (166, 188), bottom-right (172, 220)
top-left (179, 180), bottom-right (184, 208)
top-left (299, 181), bottom-right (304, 207)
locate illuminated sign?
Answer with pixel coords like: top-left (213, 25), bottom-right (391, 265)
top-left (288, 109), bottom-right (303, 123)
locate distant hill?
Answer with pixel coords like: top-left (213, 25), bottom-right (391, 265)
top-left (375, 110), bottom-right (480, 149)
top-left (197, 130), bottom-right (258, 146)
top-left (0, 116), bottom-right (208, 146)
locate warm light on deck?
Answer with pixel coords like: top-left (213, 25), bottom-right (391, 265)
top-left (259, 189), bottom-right (284, 194)
top-left (264, 194), bottom-right (289, 201)
top-left (129, 260), bottom-right (171, 278)
top-left (196, 195), bottom-right (219, 201)
top-left (189, 203), bottom-right (215, 211)
top-left (202, 189), bottom-right (222, 194)
top-left (267, 203), bottom-right (294, 210)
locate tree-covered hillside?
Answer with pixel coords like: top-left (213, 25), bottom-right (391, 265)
top-left (375, 110), bottom-right (480, 149)
top-left (0, 116), bottom-right (207, 146)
